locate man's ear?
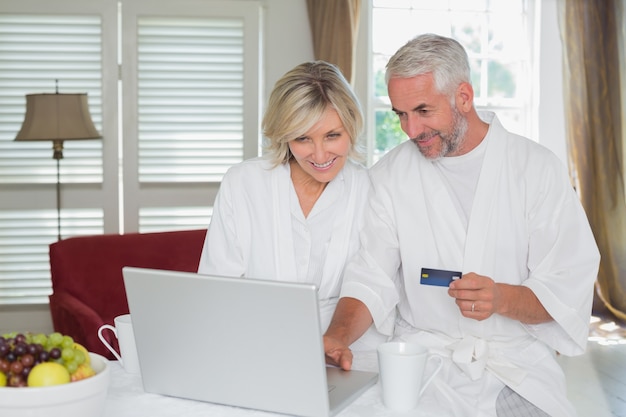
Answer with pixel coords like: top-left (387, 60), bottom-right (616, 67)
top-left (455, 82), bottom-right (474, 112)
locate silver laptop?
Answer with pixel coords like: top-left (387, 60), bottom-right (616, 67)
top-left (122, 266), bottom-right (378, 417)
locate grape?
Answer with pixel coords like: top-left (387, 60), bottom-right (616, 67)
top-left (20, 353), bottom-right (34, 368)
top-left (10, 361), bottom-right (23, 375)
top-left (8, 374), bottom-right (26, 387)
top-left (0, 331), bottom-right (95, 388)
top-left (48, 332), bottom-right (63, 348)
top-left (49, 348), bottom-right (61, 360)
top-left (66, 361), bottom-right (79, 374)
top-left (61, 347), bottom-right (75, 362)
top-left (39, 350), bottom-right (50, 362)
top-left (31, 333), bottom-right (47, 346)
top-left (0, 359), bottom-right (9, 373)
top-left (14, 343), bottom-right (27, 356)
top-left (73, 349), bottom-right (85, 365)
top-left (61, 335), bottom-right (74, 349)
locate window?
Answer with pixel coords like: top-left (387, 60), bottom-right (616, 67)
top-left (0, 0), bottom-right (261, 305)
top-left (370, 0), bottom-right (533, 163)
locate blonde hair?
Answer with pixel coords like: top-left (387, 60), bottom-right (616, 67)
top-left (262, 61), bottom-right (364, 166)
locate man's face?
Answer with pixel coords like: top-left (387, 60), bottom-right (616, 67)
top-left (388, 74), bottom-right (468, 160)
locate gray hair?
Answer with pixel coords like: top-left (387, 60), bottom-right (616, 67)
top-left (385, 34), bottom-right (470, 98)
top-left (262, 61), bottom-right (364, 166)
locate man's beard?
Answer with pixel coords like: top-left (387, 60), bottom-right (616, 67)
top-left (412, 107), bottom-right (468, 160)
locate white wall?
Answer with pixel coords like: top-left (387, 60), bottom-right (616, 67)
top-left (262, 0), bottom-right (314, 106)
top-left (535, 0), bottom-right (568, 166)
top-left (0, 305), bottom-right (53, 335)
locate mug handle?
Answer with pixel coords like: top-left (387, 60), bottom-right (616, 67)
top-left (97, 324), bottom-right (123, 364)
top-left (419, 354), bottom-right (443, 397)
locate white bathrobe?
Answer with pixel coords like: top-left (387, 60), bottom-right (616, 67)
top-left (340, 113), bottom-right (600, 416)
top-left (198, 157), bottom-right (386, 348)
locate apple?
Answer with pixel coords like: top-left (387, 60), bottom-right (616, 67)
top-left (27, 362), bottom-right (70, 387)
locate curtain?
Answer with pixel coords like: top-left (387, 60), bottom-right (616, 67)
top-left (558, 0), bottom-right (626, 321)
top-left (306, 0), bottom-right (361, 84)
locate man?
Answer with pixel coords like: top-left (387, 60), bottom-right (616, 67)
top-left (324, 34), bottom-right (600, 416)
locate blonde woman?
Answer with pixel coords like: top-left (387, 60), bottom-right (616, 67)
top-left (198, 61), bottom-right (386, 349)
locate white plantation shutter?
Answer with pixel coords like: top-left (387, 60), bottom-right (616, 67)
top-left (0, 0), bottom-right (261, 305)
top-left (137, 16), bottom-right (245, 183)
top-left (0, 13), bottom-right (103, 184)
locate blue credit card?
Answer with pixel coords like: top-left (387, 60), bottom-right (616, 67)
top-left (420, 268), bottom-right (462, 287)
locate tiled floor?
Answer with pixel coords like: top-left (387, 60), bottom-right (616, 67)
top-left (557, 315), bottom-right (626, 417)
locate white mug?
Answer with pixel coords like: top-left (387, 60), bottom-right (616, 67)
top-left (377, 341), bottom-right (443, 412)
top-left (97, 314), bottom-right (140, 374)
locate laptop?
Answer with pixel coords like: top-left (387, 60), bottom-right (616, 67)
top-left (122, 266), bottom-right (378, 417)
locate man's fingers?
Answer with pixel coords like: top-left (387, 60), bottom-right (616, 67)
top-left (325, 348), bottom-right (353, 371)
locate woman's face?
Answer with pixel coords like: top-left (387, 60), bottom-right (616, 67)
top-left (288, 107), bottom-right (351, 183)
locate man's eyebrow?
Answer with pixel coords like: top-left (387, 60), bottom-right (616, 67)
top-left (391, 103), bottom-right (428, 113)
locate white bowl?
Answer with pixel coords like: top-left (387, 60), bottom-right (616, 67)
top-left (0, 352), bottom-right (110, 417)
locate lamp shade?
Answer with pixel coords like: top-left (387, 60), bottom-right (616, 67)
top-left (14, 93), bottom-right (101, 142)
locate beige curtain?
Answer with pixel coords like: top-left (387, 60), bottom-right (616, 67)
top-left (558, 0), bottom-right (626, 321)
top-left (306, 0), bottom-right (361, 84)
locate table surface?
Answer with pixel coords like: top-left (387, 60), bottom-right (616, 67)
top-left (102, 350), bottom-right (444, 417)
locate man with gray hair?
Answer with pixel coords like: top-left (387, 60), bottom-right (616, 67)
top-left (324, 34), bottom-right (600, 416)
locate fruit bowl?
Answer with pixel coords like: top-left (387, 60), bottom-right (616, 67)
top-left (0, 352), bottom-right (110, 417)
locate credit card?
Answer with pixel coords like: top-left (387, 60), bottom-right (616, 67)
top-left (420, 268), bottom-right (462, 287)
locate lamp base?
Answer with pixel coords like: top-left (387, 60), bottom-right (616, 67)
top-left (52, 139), bottom-right (64, 160)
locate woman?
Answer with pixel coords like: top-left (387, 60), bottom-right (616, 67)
top-left (198, 61), bottom-right (384, 348)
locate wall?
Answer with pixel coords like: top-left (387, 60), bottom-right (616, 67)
top-left (536, 0), bottom-right (567, 166)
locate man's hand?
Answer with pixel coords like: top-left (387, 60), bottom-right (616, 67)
top-left (448, 272), bottom-right (552, 324)
top-left (323, 297), bottom-right (374, 370)
top-left (323, 335), bottom-right (353, 371)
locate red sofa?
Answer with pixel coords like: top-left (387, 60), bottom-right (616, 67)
top-left (48, 229), bottom-right (206, 359)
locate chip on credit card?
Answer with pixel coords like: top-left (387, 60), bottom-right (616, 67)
top-left (420, 268), bottom-right (462, 287)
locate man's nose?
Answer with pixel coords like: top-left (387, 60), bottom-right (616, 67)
top-left (403, 114), bottom-right (424, 139)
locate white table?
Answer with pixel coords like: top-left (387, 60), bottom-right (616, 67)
top-left (102, 350), bottom-right (443, 416)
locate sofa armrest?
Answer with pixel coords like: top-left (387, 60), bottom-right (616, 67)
top-left (48, 291), bottom-right (118, 359)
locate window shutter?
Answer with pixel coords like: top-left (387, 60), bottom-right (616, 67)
top-left (136, 16), bottom-right (245, 183)
top-left (0, 14), bottom-right (103, 185)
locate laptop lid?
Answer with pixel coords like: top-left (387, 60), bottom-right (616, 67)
top-left (122, 266), bottom-right (377, 417)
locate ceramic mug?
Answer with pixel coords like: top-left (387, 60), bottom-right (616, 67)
top-left (97, 314), bottom-right (140, 373)
top-left (377, 341), bottom-right (443, 411)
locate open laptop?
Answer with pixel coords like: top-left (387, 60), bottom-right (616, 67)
top-left (122, 266), bottom-right (378, 417)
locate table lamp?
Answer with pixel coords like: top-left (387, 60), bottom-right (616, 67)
top-left (14, 89), bottom-right (102, 241)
